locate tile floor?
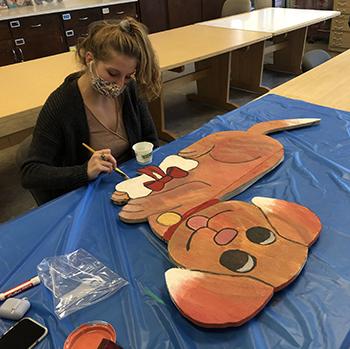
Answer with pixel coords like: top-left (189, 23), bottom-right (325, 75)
top-left (0, 42), bottom-right (336, 223)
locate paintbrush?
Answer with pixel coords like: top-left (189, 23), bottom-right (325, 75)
top-left (82, 143), bottom-right (130, 179)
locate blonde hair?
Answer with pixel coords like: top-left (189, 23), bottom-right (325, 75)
top-left (76, 18), bottom-right (161, 101)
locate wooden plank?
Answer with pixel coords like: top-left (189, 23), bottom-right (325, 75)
top-left (188, 52), bottom-right (238, 110)
top-left (265, 27), bottom-right (307, 75)
top-left (231, 41), bottom-right (269, 94)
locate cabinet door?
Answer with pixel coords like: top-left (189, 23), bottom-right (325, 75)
top-left (0, 22), bottom-right (17, 65)
top-left (138, 0), bottom-right (168, 33)
top-left (0, 39), bottom-right (17, 66)
top-left (101, 2), bottom-right (138, 20)
top-left (202, 0), bottom-right (226, 21)
top-left (168, 0), bottom-right (202, 29)
top-left (0, 21), bottom-right (12, 41)
top-left (10, 14), bottom-right (67, 61)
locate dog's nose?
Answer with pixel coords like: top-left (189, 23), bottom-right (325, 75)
top-left (214, 228), bottom-right (238, 245)
top-left (220, 250), bottom-right (256, 273)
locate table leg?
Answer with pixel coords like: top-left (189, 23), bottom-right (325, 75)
top-left (148, 88), bottom-right (177, 142)
top-left (230, 41), bottom-right (269, 95)
top-left (187, 52), bottom-right (238, 111)
top-left (266, 27), bottom-right (307, 75)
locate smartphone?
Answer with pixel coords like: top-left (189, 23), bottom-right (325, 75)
top-left (0, 317), bottom-right (48, 349)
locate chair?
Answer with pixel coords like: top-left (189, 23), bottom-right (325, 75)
top-left (16, 135), bottom-right (40, 205)
top-left (16, 135), bottom-right (32, 171)
top-left (254, 0), bottom-right (272, 9)
top-left (302, 49), bottom-right (331, 72)
top-left (221, 0), bottom-right (251, 17)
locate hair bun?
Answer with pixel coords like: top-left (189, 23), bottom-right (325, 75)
top-left (119, 19), bottom-right (132, 34)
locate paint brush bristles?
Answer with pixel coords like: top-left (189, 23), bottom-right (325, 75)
top-left (82, 143), bottom-right (130, 179)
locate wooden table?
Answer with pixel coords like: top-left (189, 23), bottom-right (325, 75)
top-left (149, 25), bottom-right (270, 140)
top-left (0, 25), bottom-right (270, 147)
top-left (0, 52), bottom-right (79, 150)
top-left (200, 8), bottom-right (340, 82)
top-left (269, 48), bottom-right (350, 112)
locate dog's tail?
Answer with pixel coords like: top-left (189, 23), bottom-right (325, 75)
top-left (247, 118), bottom-right (320, 135)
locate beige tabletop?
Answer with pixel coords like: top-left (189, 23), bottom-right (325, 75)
top-left (199, 8), bottom-right (340, 35)
top-left (269, 49), bottom-right (350, 112)
top-left (0, 52), bottom-right (78, 136)
top-left (149, 24), bottom-right (271, 71)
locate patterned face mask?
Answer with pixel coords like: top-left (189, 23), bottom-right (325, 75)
top-left (89, 61), bottom-right (126, 98)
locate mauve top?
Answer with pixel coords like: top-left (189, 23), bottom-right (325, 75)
top-left (86, 96), bottom-right (130, 163)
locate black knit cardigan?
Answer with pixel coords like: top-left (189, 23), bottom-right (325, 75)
top-left (20, 72), bottom-right (159, 204)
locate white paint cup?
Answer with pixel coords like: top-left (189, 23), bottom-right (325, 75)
top-left (132, 141), bottom-right (154, 165)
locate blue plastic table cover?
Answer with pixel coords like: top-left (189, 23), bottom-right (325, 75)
top-left (1, 94), bottom-right (350, 349)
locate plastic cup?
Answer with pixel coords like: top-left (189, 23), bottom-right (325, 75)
top-left (132, 141), bottom-right (154, 165)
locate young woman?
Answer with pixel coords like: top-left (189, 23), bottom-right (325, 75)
top-left (20, 18), bottom-right (161, 205)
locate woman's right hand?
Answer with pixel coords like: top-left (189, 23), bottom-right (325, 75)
top-left (87, 148), bottom-right (117, 180)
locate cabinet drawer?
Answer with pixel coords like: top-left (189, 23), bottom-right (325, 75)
top-left (0, 21), bottom-right (12, 41)
top-left (65, 26), bottom-right (90, 46)
top-left (333, 0), bottom-right (350, 13)
top-left (61, 8), bottom-right (102, 29)
top-left (9, 14), bottom-right (62, 38)
top-left (13, 31), bottom-right (67, 61)
top-left (329, 30), bottom-right (350, 49)
top-left (101, 2), bottom-right (137, 20)
top-left (331, 14), bottom-right (350, 32)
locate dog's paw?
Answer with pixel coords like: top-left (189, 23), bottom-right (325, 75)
top-left (111, 191), bottom-right (130, 206)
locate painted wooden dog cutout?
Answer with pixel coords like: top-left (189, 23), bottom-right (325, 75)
top-left (165, 197), bottom-right (321, 327)
top-left (112, 118), bottom-right (320, 240)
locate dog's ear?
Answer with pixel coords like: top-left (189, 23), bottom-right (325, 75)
top-left (165, 268), bottom-right (273, 327)
top-left (252, 197), bottom-right (321, 247)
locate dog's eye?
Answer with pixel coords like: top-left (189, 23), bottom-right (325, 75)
top-left (246, 227), bottom-right (276, 245)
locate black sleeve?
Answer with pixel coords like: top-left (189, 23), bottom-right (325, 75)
top-left (20, 91), bottom-right (89, 192)
top-left (138, 97), bottom-right (160, 148)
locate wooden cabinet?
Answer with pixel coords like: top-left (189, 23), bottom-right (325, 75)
top-left (168, 0), bottom-right (202, 28)
top-left (0, 13), bottom-right (70, 66)
top-left (9, 14), bottom-right (67, 61)
top-left (0, 21), bottom-right (17, 66)
top-left (202, 0), bottom-right (226, 21)
top-left (329, 0), bottom-right (350, 51)
top-left (0, 1), bottom-right (139, 66)
top-left (138, 0), bottom-right (168, 33)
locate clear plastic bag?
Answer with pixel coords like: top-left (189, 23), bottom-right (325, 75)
top-left (0, 318), bottom-right (8, 336)
top-left (37, 249), bottom-right (128, 319)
